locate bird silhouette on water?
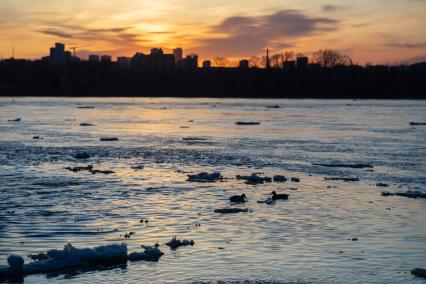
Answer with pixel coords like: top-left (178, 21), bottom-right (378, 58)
top-left (229, 194), bottom-right (248, 203)
top-left (270, 191), bottom-right (289, 200)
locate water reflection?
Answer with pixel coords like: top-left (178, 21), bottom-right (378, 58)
top-left (0, 98), bottom-right (425, 283)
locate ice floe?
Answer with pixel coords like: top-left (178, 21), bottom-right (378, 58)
top-left (0, 243), bottom-right (164, 278)
top-left (166, 237), bottom-right (195, 250)
top-left (381, 190), bottom-right (426, 199)
top-left (235, 121), bottom-right (260, 125)
top-left (236, 173), bottom-right (271, 184)
top-left (214, 208), bottom-right (251, 214)
top-left (313, 163), bottom-right (373, 168)
top-left (187, 172), bottom-right (223, 182)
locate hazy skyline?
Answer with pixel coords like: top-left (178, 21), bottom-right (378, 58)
top-left (1, 0), bottom-right (426, 64)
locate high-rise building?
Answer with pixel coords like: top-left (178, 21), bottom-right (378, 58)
top-left (150, 48), bottom-right (164, 55)
top-left (149, 48), bottom-right (174, 72)
top-left (183, 54), bottom-right (198, 69)
top-left (202, 60), bottom-right (211, 68)
top-left (283, 60), bottom-right (296, 70)
top-left (49, 43), bottom-right (66, 64)
top-left (117, 57), bottom-right (131, 68)
top-left (65, 51), bottom-right (72, 62)
top-left (55, 43), bottom-right (65, 51)
top-left (100, 55), bottom-right (112, 63)
top-left (239, 59), bottom-right (249, 68)
top-left (131, 50), bottom-right (174, 72)
top-left (131, 52), bottom-right (147, 68)
top-left (45, 43), bottom-right (78, 64)
top-left (173, 48), bottom-right (183, 65)
top-left (88, 55), bottom-right (100, 62)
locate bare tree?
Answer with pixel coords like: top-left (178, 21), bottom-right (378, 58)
top-left (284, 51), bottom-right (295, 62)
top-left (248, 56), bottom-right (261, 68)
top-left (212, 57), bottom-right (230, 67)
top-left (312, 49), bottom-right (352, 67)
top-left (271, 54), bottom-right (282, 68)
top-left (260, 55), bottom-right (267, 68)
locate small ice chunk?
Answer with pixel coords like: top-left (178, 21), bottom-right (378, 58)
top-left (187, 172), bottom-right (222, 182)
top-left (100, 137), bottom-right (119, 141)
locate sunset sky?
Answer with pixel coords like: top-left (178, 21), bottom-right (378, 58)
top-left (1, 0), bottom-right (426, 64)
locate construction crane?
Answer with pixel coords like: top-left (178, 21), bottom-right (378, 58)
top-left (69, 47), bottom-right (77, 57)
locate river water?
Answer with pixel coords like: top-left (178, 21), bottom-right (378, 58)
top-left (0, 97), bottom-right (425, 283)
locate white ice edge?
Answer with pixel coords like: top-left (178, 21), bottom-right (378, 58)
top-left (0, 243), bottom-right (163, 278)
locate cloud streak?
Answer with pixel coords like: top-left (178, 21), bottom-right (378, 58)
top-left (386, 42), bottom-right (426, 49)
top-left (198, 9), bottom-right (337, 56)
top-left (322, 5), bottom-right (340, 12)
top-left (37, 29), bottom-right (74, 38)
top-left (34, 22), bottom-right (144, 46)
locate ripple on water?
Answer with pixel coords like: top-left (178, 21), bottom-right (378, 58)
top-left (0, 98), bottom-right (425, 283)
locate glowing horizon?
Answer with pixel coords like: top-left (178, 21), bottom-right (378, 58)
top-left (1, 0), bottom-right (426, 64)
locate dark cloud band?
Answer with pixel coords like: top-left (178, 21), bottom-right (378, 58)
top-left (199, 9), bottom-right (337, 56)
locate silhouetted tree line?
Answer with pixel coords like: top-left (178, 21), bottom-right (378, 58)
top-left (0, 54), bottom-right (425, 98)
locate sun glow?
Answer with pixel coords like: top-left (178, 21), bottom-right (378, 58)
top-left (0, 0), bottom-right (425, 64)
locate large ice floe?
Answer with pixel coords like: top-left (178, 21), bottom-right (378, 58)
top-left (0, 243), bottom-right (163, 279)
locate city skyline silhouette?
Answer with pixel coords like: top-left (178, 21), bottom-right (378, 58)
top-left (1, 1), bottom-right (425, 64)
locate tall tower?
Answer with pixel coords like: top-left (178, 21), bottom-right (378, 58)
top-left (70, 47), bottom-right (77, 57)
top-left (266, 48), bottom-right (270, 69)
top-left (173, 48), bottom-right (183, 62)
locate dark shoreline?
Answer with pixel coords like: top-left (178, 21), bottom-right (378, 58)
top-left (1, 88), bottom-right (425, 99)
top-left (2, 60), bottom-right (426, 99)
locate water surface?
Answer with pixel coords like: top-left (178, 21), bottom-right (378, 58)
top-left (0, 97), bottom-right (425, 283)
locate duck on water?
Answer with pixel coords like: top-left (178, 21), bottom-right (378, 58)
top-left (270, 191), bottom-right (289, 200)
top-left (229, 194), bottom-right (248, 203)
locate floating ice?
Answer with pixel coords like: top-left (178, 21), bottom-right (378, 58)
top-left (0, 243), bottom-right (164, 278)
top-left (412, 268), bottom-right (426, 278)
top-left (214, 208), bottom-right (251, 214)
top-left (128, 247), bottom-right (163, 262)
top-left (131, 164), bottom-right (145, 170)
top-left (187, 172), bottom-right (222, 182)
top-left (7, 255), bottom-right (24, 274)
top-left (64, 165), bottom-right (114, 175)
top-left (381, 190), bottom-right (426, 199)
top-left (0, 243), bottom-right (126, 278)
top-left (182, 137), bottom-right (207, 141)
top-left (324, 177), bottom-right (359, 182)
top-left (235, 121), bottom-right (260, 125)
top-left (273, 175), bottom-right (287, 182)
top-left (166, 237), bottom-right (195, 250)
top-left (80, 122), bottom-right (94, 127)
top-left (100, 137), bottom-right (119, 141)
top-left (236, 173), bottom-right (271, 184)
top-left (313, 163), bottom-right (373, 168)
top-left (7, 118), bottom-right (21, 122)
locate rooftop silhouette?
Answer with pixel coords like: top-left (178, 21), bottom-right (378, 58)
top-left (0, 42), bottom-right (425, 99)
